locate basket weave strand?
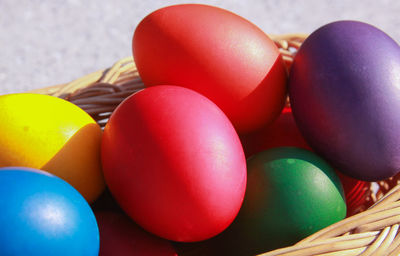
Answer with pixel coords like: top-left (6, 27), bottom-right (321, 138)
top-left (28, 34), bottom-right (400, 255)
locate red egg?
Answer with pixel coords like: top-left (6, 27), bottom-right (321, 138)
top-left (132, 4), bottom-right (287, 134)
top-left (95, 211), bottom-right (177, 256)
top-left (101, 86), bottom-right (247, 242)
top-left (335, 172), bottom-right (370, 216)
top-left (240, 106), bottom-right (311, 157)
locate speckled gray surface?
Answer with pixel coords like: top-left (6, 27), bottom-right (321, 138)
top-left (1, 0), bottom-right (400, 94)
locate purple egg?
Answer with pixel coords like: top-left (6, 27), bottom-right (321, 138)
top-left (289, 20), bottom-right (400, 181)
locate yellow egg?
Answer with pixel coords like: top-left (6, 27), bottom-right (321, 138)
top-left (0, 93), bottom-right (104, 203)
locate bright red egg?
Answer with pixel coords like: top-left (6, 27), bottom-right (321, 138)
top-left (132, 4), bottom-right (287, 134)
top-left (101, 86), bottom-right (247, 242)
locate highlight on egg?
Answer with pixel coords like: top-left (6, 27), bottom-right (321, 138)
top-left (133, 4), bottom-right (287, 134)
top-left (0, 93), bottom-right (105, 202)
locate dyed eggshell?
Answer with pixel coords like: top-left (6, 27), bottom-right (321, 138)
top-left (289, 20), bottom-right (400, 181)
top-left (101, 85), bottom-right (247, 242)
top-left (133, 4), bottom-right (287, 134)
top-left (219, 147), bottom-right (346, 255)
top-left (240, 106), bottom-right (311, 157)
top-left (0, 167), bottom-right (99, 256)
top-left (335, 172), bottom-right (370, 216)
top-left (95, 212), bottom-right (177, 256)
top-left (0, 93), bottom-right (104, 202)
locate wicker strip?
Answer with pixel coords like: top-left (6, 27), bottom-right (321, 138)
top-left (387, 227), bottom-right (400, 253)
top-left (27, 34), bottom-right (400, 255)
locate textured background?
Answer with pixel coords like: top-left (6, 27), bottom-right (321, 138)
top-left (1, 0), bottom-right (399, 94)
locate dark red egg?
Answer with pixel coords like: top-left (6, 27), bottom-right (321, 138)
top-left (240, 106), bottom-right (311, 157)
top-left (95, 211), bottom-right (177, 256)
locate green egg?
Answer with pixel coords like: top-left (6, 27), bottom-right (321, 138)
top-left (225, 147), bottom-right (346, 255)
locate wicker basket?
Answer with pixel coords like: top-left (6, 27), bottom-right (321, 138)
top-left (29, 34), bottom-right (400, 255)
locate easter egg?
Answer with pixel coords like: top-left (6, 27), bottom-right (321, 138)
top-left (96, 211), bottom-right (177, 256)
top-left (102, 86), bottom-right (247, 242)
top-left (0, 93), bottom-right (104, 202)
top-left (289, 20), bottom-right (400, 181)
top-left (219, 147), bottom-right (346, 255)
top-left (240, 106), bottom-right (311, 157)
top-left (133, 4), bottom-right (287, 134)
top-left (0, 167), bottom-right (99, 256)
top-left (335, 171), bottom-right (370, 216)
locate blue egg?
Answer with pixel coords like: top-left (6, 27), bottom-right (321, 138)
top-left (0, 167), bottom-right (99, 256)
